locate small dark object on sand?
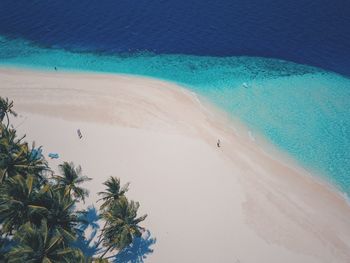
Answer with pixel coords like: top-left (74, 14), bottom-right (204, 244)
top-left (77, 129), bottom-right (82, 139)
top-left (217, 139), bottom-right (221, 148)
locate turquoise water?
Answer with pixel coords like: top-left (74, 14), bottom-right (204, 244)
top-left (1, 36), bottom-right (350, 194)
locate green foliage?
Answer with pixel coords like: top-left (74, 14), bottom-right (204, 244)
top-left (54, 162), bottom-right (91, 203)
top-left (98, 177), bottom-right (147, 259)
top-left (0, 97), bottom-right (17, 127)
top-left (0, 97), bottom-right (87, 261)
top-left (92, 259), bottom-right (109, 263)
top-left (0, 174), bottom-right (48, 233)
top-left (101, 196), bottom-right (147, 251)
top-left (0, 173), bottom-right (85, 241)
top-left (97, 176), bottom-right (129, 210)
top-left (7, 220), bottom-right (85, 263)
top-left (0, 97), bottom-right (148, 261)
top-left (38, 186), bottom-right (87, 243)
top-left (0, 123), bottom-right (47, 182)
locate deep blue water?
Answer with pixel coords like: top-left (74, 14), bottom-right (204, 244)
top-left (0, 0), bottom-right (349, 75)
top-left (0, 1), bottom-right (349, 195)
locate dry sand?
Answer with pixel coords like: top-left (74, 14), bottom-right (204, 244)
top-left (1, 67), bottom-right (350, 262)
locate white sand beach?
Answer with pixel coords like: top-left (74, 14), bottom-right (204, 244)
top-left (1, 67), bottom-right (350, 262)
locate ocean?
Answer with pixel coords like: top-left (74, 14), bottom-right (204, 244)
top-left (0, 1), bottom-right (349, 195)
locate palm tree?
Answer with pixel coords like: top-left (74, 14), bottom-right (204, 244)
top-left (0, 174), bottom-right (48, 234)
top-left (36, 185), bottom-right (87, 243)
top-left (1, 97), bottom-right (150, 261)
top-left (96, 177), bottom-right (129, 246)
top-left (0, 126), bottom-right (47, 182)
top-left (98, 177), bottom-right (129, 210)
top-left (54, 162), bottom-right (91, 203)
top-left (0, 97), bottom-right (17, 128)
top-left (7, 220), bottom-right (85, 263)
top-left (99, 196), bottom-right (147, 259)
top-left (0, 97), bottom-right (47, 183)
top-left (0, 174), bottom-right (84, 240)
top-left (0, 98), bottom-right (98, 261)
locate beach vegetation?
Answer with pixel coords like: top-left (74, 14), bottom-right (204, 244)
top-left (98, 194), bottom-right (147, 259)
top-left (0, 97), bottom-right (17, 128)
top-left (54, 161), bottom-right (92, 203)
top-left (7, 220), bottom-right (85, 263)
top-left (0, 125), bottom-right (47, 182)
top-left (97, 176), bottom-right (129, 210)
top-left (0, 96), bottom-right (148, 262)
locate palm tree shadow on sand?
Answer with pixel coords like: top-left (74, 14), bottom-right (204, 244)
top-left (73, 206), bottom-right (156, 262)
top-left (73, 206), bottom-right (102, 257)
top-left (109, 230), bottom-right (156, 263)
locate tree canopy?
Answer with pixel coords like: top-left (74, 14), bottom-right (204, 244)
top-left (0, 97), bottom-right (148, 262)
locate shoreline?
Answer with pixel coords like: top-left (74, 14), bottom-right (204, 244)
top-left (1, 65), bottom-right (342, 201)
top-left (1, 67), bottom-right (350, 262)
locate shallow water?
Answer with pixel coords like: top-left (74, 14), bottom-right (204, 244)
top-left (0, 36), bottom-right (349, 195)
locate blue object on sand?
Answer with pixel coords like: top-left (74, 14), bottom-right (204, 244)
top-left (48, 153), bottom-right (59, 159)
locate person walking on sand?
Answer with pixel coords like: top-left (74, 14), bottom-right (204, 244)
top-left (217, 139), bottom-right (221, 148)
